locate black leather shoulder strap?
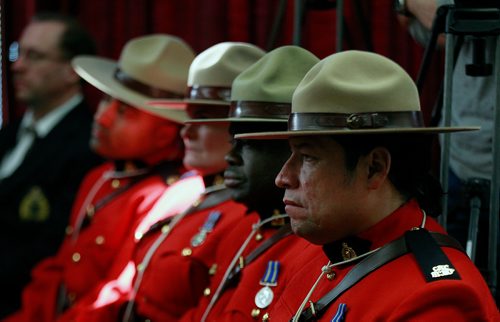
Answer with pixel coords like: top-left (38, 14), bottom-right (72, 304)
top-left (296, 230), bottom-right (465, 321)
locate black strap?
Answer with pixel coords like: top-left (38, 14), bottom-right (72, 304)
top-left (221, 223), bottom-right (293, 292)
top-left (78, 173), bottom-right (150, 231)
top-left (296, 231), bottom-right (464, 321)
top-left (139, 185), bottom-right (230, 237)
top-left (80, 161), bottom-right (182, 229)
top-left (405, 229), bottom-right (461, 282)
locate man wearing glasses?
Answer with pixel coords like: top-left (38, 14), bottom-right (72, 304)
top-left (0, 12), bottom-right (102, 317)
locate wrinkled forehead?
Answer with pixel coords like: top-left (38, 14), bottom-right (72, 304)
top-left (288, 135), bottom-right (341, 154)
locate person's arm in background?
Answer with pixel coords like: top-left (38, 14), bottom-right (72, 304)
top-left (397, 0), bottom-right (453, 46)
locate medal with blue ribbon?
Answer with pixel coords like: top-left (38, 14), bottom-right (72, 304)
top-left (191, 210), bottom-right (221, 247)
top-left (331, 303), bottom-right (347, 322)
top-left (254, 260), bottom-right (280, 309)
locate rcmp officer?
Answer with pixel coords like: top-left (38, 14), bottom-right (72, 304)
top-left (4, 35), bottom-right (201, 322)
top-left (0, 13), bottom-right (103, 316)
top-left (179, 46), bottom-right (322, 322)
top-left (238, 50), bottom-right (500, 321)
top-left (56, 42), bottom-right (265, 322)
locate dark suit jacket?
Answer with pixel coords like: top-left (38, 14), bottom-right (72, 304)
top-left (0, 100), bottom-right (103, 317)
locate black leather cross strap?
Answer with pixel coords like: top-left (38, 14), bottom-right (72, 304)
top-left (221, 223), bottom-right (293, 292)
top-left (139, 184), bottom-right (229, 238)
top-left (80, 161), bottom-right (181, 230)
top-left (295, 230), bottom-right (465, 321)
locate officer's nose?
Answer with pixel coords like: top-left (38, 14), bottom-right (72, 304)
top-left (275, 155), bottom-right (297, 189)
top-left (180, 123), bottom-right (197, 140)
top-left (224, 142), bottom-right (242, 166)
top-left (94, 98), bottom-right (119, 127)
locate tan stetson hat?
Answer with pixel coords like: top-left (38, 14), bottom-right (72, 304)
top-left (188, 46), bottom-right (319, 124)
top-left (236, 50), bottom-right (479, 139)
top-left (72, 34), bottom-right (195, 123)
top-left (142, 42), bottom-right (266, 121)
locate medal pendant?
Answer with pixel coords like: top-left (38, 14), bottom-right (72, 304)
top-left (254, 286), bottom-right (274, 309)
top-left (191, 230), bottom-right (207, 247)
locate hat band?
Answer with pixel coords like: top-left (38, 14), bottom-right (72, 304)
top-left (114, 68), bottom-right (183, 99)
top-left (289, 111), bottom-right (424, 131)
top-left (229, 101), bottom-right (291, 119)
top-left (186, 104), bottom-right (230, 119)
top-left (187, 86), bottom-right (231, 102)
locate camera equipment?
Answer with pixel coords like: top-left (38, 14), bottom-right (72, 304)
top-left (417, 2), bottom-right (500, 298)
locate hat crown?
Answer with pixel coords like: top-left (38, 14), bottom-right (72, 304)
top-left (119, 34), bottom-right (195, 95)
top-left (292, 50), bottom-right (420, 114)
top-left (187, 42), bottom-right (265, 87)
top-left (231, 46), bottom-right (319, 103)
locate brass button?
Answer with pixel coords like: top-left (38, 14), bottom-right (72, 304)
top-left (203, 287), bottom-right (211, 296)
top-left (161, 225), bottom-right (170, 234)
top-left (137, 263), bottom-right (145, 272)
top-left (238, 256), bottom-right (245, 269)
top-left (209, 263), bottom-right (217, 275)
top-left (166, 175), bottom-right (179, 185)
top-left (251, 308), bottom-right (261, 318)
top-left (95, 236), bottom-right (105, 245)
top-left (181, 248), bottom-right (192, 256)
top-left (255, 233), bottom-right (263, 241)
top-left (111, 179), bottom-right (120, 189)
top-left (86, 205), bottom-right (95, 218)
top-left (72, 252), bottom-right (81, 263)
top-left (214, 175), bottom-right (224, 185)
top-left (65, 226), bottom-right (74, 236)
top-left (326, 272), bottom-right (336, 280)
top-left (262, 312), bottom-right (270, 321)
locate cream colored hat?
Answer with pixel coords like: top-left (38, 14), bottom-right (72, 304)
top-left (142, 42), bottom-right (266, 121)
top-left (188, 45), bottom-right (319, 124)
top-left (236, 50), bottom-right (479, 139)
top-left (72, 34), bottom-right (195, 123)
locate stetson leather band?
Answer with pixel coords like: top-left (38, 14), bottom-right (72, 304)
top-left (289, 111), bottom-right (424, 131)
top-left (186, 104), bottom-right (229, 119)
top-left (188, 85), bottom-right (231, 101)
top-left (114, 68), bottom-right (183, 99)
top-left (229, 101), bottom-right (291, 119)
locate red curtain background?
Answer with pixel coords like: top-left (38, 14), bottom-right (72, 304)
top-left (2, 0), bottom-right (444, 125)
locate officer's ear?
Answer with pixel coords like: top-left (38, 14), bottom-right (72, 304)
top-left (365, 147), bottom-right (391, 189)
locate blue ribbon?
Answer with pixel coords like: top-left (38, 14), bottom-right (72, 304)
top-left (260, 260), bottom-right (279, 286)
top-left (331, 303), bottom-right (347, 322)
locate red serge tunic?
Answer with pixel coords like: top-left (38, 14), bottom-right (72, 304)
top-left (180, 215), bottom-right (320, 322)
top-left (57, 186), bottom-right (253, 322)
top-left (5, 161), bottom-right (182, 322)
top-left (265, 199), bottom-right (500, 321)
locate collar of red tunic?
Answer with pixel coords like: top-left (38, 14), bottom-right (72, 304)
top-left (322, 199), bottom-right (445, 264)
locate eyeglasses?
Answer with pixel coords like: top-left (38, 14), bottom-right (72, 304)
top-left (9, 41), bottom-right (66, 64)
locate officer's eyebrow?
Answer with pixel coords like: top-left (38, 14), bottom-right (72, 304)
top-left (289, 139), bottom-right (316, 151)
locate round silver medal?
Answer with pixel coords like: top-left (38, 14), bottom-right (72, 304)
top-left (255, 286), bottom-right (274, 309)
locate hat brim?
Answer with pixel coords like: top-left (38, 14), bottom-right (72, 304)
top-left (72, 56), bottom-right (187, 124)
top-left (186, 117), bottom-right (288, 124)
top-left (234, 126), bottom-right (480, 140)
top-left (146, 98), bottom-right (230, 110)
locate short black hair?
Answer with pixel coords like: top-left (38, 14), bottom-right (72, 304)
top-left (334, 134), bottom-right (443, 217)
top-left (31, 11), bottom-right (96, 60)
